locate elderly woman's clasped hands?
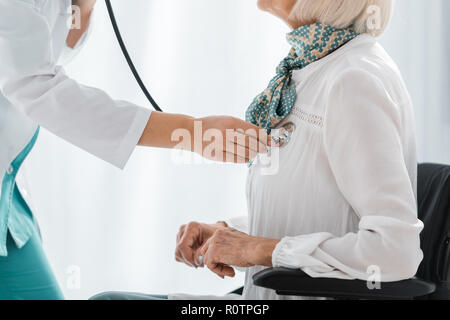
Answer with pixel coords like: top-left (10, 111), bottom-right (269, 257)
top-left (175, 222), bottom-right (280, 278)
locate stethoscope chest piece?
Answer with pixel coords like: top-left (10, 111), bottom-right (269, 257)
top-left (255, 122), bottom-right (296, 171)
top-left (271, 122), bottom-right (296, 147)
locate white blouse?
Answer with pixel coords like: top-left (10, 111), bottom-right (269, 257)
top-left (171, 34), bottom-right (424, 300)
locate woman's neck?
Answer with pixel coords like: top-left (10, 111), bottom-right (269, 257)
top-left (286, 18), bottom-right (307, 30)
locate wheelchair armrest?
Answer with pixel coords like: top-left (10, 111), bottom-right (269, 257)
top-left (253, 268), bottom-right (436, 299)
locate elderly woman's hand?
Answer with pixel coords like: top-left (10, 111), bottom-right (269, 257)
top-left (200, 228), bottom-right (280, 279)
top-left (175, 221), bottom-right (227, 268)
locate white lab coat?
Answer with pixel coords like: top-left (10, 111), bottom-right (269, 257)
top-left (0, 0), bottom-right (151, 203)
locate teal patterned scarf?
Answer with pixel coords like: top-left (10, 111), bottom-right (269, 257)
top-left (246, 22), bottom-right (359, 133)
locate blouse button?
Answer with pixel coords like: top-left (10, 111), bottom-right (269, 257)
top-left (6, 165), bottom-right (14, 175)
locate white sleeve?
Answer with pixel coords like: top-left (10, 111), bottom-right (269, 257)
top-left (272, 69), bottom-right (424, 282)
top-left (0, 0), bottom-right (151, 169)
top-left (225, 216), bottom-right (248, 233)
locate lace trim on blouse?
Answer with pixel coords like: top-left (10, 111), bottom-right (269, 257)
top-left (290, 107), bottom-right (324, 128)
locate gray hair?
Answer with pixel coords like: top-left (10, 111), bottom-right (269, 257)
top-left (290, 0), bottom-right (395, 37)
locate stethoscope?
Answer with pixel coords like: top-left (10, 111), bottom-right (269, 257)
top-left (105, 0), bottom-right (295, 146)
top-left (271, 122), bottom-right (296, 146)
top-left (105, 0), bottom-right (162, 112)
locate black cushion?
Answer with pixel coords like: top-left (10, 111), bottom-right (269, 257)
top-left (417, 163), bottom-right (450, 283)
top-left (253, 267), bottom-right (436, 299)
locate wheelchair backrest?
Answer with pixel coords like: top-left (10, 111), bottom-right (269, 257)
top-left (417, 163), bottom-right (450, 299)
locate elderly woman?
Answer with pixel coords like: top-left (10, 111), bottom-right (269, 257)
top-left (93, 0), bottom-right (423, 300)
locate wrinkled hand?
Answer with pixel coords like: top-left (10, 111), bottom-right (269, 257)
top-left (197, 116), bottom-right (274, 163)
top-left (200, 228), bottom-right (280, 279)
top-left (175, 221), bottom-right (226, 268)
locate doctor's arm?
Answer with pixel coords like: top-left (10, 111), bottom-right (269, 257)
top-left (138, 112), bottom-right (271, 163)
top-left (0, 1), bottom-right (268, 169)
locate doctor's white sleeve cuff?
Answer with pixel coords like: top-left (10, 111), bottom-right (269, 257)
top-left (111, 107), bottom-right (152, 170)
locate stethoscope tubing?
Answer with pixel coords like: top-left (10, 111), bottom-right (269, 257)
top-left (105, 1), bottom-right (296, 149)
top-left (105, 0), bottom-right (163, 112)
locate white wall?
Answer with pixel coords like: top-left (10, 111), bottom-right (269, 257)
top-left (380, 0), bottom-right (450, 164)
top-left (23, 0), bottom-right (449, 299)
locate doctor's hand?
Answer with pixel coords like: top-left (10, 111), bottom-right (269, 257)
top-left (200, 228), bottom-right (280, 279)
top-left (175, 221), bottom-right (227, 268)
top-left (197, 116), bottom-right (273, 163)
top-left (139, 112), bottom-right (274, 164)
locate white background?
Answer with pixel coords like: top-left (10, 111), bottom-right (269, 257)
top-left (23, 0), bottom-right (449, 299)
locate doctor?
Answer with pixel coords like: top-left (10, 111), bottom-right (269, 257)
top-left (0, 0), bottom-right (270, 300)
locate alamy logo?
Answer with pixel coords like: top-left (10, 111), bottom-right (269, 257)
top-left (66, 265), bottom-right (81, 290)
top-left (68, 5), bottom-right (81, 30)
top-left (170, 122), bottom-right (280, 175)
top-left (366, 5), bottom-right (382, 34)
top-left (367, 265), bottom-right (381, 290)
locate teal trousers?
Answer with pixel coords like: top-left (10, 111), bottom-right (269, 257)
top-left (0, 228), bottom-right (64, 300)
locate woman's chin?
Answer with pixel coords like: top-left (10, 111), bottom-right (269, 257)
top-left (257, 0), bottom-right (271, 12)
